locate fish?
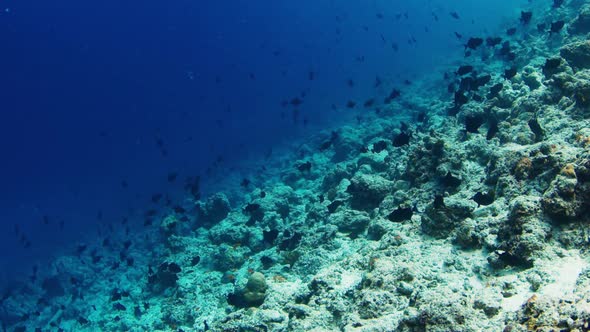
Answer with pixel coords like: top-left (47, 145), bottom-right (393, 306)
top-left (384, 88), bottom-right (401, 104)
top-left (465, 114), bottom-right (484, 133)
top-left (456, 65), bottom-right (473, 76)
top-left (488, 83), bottom-right (504, 99)
top-left (113, 303), bottom-right (127, 311)
top-left (485, 37), bottom-right (502, 47)
top-left (454, 32), bottom-right (463, 39)
top-left (346, 100), bottom-right (356, 108)
top-left (372, 140), bottom-right (388, 153)
top-left (308, 71), bottom-right (315, 80)
top-left (454, 91), bottom-right (469, 107)
top-left (121, 180), bottom-right (128, 188)
top-left (151, 193), bottom-right (163, 203)
top-left (472, 191), bottom-right (495, 206)
top-left (449, 11), bottom-right (460, 20)
top-left (240, 178), bottom-right (250, 187)
top-left (173, 206), bottom-right (186, 214)
top-left (297, 161), bottom-right (312, 172)
top-left (487, 119), bottom-right (499, 140)
top-left (520, 11), bottom-right (532, 25)
top-left (504, 67), bottom-right (517, 80)
top-left (243, 203), bottom-right (260, 214)
top-left (549, 20), bottom-right (565, 35)
top-left (553, 0), bottom-right (564, 8)
top-left (327, 200), bottom-right (344, 214)
top-left (167, 172), bottom-right (178, 183)
top-left (506, 27), bottom-right (517, 36)
top-left (347, 79), bottom-right (354, 87)
top-left (290, 97), bottom-right (303, 106)
top-left (392, 132), bottom-right (411, 147)
top-left (465, 37), bottom-right (484, 50)
top-left (387, 206), bottom-right (413, 222)
top-left (363, 98), bottom-right (375, 108)
top-left (374, 76), bottom-right (382, 87)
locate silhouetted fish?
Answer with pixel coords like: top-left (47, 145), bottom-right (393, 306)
top-left (449, 11), bottom-right (460, 19)
top-left (346, 100), bottom-right (356, 108)
top-left (520, 11), bottom-right (532, 25)
top-left (504, 67), bottom-right (517, 79)
top-left (465, 37), bottom-right (483, 50)
top-left (167, 172), bottom-right (178, 183)
top-left (454, 32), bottom-right (463, 39)
top-left (241, 178), bottom-right (250, 187)
top-left (363, 98), bottom-right (375, 108)
top-left (553, 0), bottom-right (564, 8)
top-left (456, 65), bottom-right (473, 76)
top-left (550, 20), bottom-right (565, 35)
top-left (297, 161), bottom-right (312, 172)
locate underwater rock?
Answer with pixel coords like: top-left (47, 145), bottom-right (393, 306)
top-left (496, 196), bottom-right (549, 268)
top-left (346, 173), bottom-right (394, 211)
top-left (542, 160), bottom-right (590, 221)
top-left (228, 272), bottom-right (268, 308)
top-left (328, 209), bottom-right (370, 238)
top-left (422, 196), bottom-right (475, 238)
top-left (568, 4), bottom-right (590, 34)
top-left (561, 41), bottom-right (590, 70)
top-left (196, 192), bottom-right (231, 227)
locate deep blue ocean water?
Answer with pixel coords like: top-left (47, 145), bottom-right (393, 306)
top-left (0, 0), bottom-right (529, 284)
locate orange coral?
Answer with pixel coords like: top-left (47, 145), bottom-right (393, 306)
top-left (561, 163), bottom-right (577, 178)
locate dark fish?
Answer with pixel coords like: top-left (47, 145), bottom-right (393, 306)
top-left (504, 67), bottom-right (517, 79)
top-left (488, 83), bottom-right (503, 98)
top-left (77, 317), bottom-right (89, 325)
top-left (433, 195), bottom-right (445, 209)
top-left (392, 132), bottom-right (411, 147)
top-left (465, 114), bottom-right (484, 133)
top-left (347, 79), bottom-right (354, 87)
top-left (290, 97), bottom-right (303, 106)
top-left (376, 13), bottom-right (384, 19)
top-left (308, 71), bottom-right (315, 80)
top-left (260, 191), bottom-right (266, 198)
top-left (167, 172), bottom-right (178, 183)
top-left (456, 65), bottom-right (473, 76)
top-left (550, 20), bottom-right (565, 35)
top-left (297, 161), bottom-right (312, 172)
top-left (528, 118), bottom-right (544, 142)
top-left (191, 256), bottom-right (201, 266)
top-left (371, 140), bottom-right (388, 153)
top-left (473, 191), bottom-right (495, 206)
top-left (392, 42), bottom-right (399, 51)
top-left (520, 11), bottom-right (532, 25)
top-left (173, 206), bottom-right (186, 214)
top-left (113, 303), bottom-right (126, 311)
top-left (145, 209), bottom-right (158, 217)
top-left (121, 180), bottom-right (128, 188)
top-left (42, 215), bottom-right (49, 225)
top-left (387, 206), bottom-right (413, 222)
top-left (486, 120), bottom-right (499, 140)
top-left (374, 76), bottom-right (382, 87)
top-left (553, 0), bottom-right (564, 8)
top-left (327, 200), bottom-right (344, 214)
top-left (485, 37), bottom-right (502, 47)
top-left (506, 27), bottom-right (517, 36)
top-left (346, 100), bottom-right (356, 108)
top-left (243, 203), bottom-right (260, 214)
top-left (543, 57), bottom-right (562, 75)
top-left (151, 193), bottom-right (162, 203)
top-left (454, 91), bottom-right (469, 107)
top-left (249, 73), bottom-right (255, 80)
top-left (465, 37), bottom-right (483, 50)
top-left (442, 172), bottom-right (461, 188)
top-left (240, 178), bottom-right (250, 187)
top-left (363, 98), bottom-right (375, 108)
top-left (449, 11), bottom-right (460, 19)
top-left (454, 32), bottom-right (463, 39)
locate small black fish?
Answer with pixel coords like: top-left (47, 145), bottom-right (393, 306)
top-left (520, 11), bottom-right (532, 25)
top-left (260, 191), bottom-right (266, 198)
top-left (167, 172), bottom-right (178, 183)
top-left (387, 206), bottom-right (413, 222)
top-left (151, 193), bottom-right (162, 203)
top-left (243, 203), bottom-right (260, 214)
top-left (113, 303), bottom-right (126, 311)
top-left (173, 206), bottom-right (186, 214)
top-left (308, 71), bottom-right (315, 80)
top-left (465, 37), bottom-right (483, 50)
top-left (433, 195), bottom-right (445, 209)
top-left (374, 76), bottom-right (382, 87)
top-left (363, 98), bottom-right (375, 108)
top-left (485, 37), bottom-right (502, 47)
top-left (145, 209), bottom-right (158, 217)
top-left (543, 57), bottom-right (562, 75)
top-left (327, 200), bottom-right (344, 214)
top-left (449, 11), bottom-right (460, 19)
top-left (552, 0), bottom-right (564, 8)
top-left (121, 180), bottom-right (128, 188)
top-left (371, 140), bottom-right (388, 153)
top-left (488, 83), bottom-right (503, 98)
top-left (392, 132), bottom-right (411, 147)
top-left (442, 172), bottom-right (461, 188)
top-left (487, 120), bottom-right (499, 140)
top-left (346, 100), bottom-right (356, 108)
top-left (297, 161), bottom-right (312, 172)
top-left (473, 191), bottom-right (495, 206)
top-left (528, 118), bottom-right (544, 142)
top-left (506, 27), bottom-right (517, 36)
top-left (347, 79), bottom-right (354, 87)
top-left (454, 31), bottom-right (463, 39)
top-left (454, 91), bottom-right (469, 107)
top-left (290, 97), bottom-right (303, 106)
top-left (549, 20), bottom-right (565, 35)
top-left (240, 178), bottom-right (250, 187)
top-left (465, 114), bottom-right (484, 133)
top-left (504, 67), bottom-right (517, 79)
top-left (456, 65), bottom-right (473, 76)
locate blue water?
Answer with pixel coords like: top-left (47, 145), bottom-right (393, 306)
top-left (0, 0), bottom-right (527, 283)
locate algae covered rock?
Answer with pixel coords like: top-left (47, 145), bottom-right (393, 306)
top-left (561, 41), bottom-right (590, 70)
top-left (196, 192), bottom-right (231, 227)
top-left (568, 4), bottom-right (590, 34)
top-left (346, 173), bottom-right (394, 210)
top-left (228, 272), bottom-right (268, 308)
